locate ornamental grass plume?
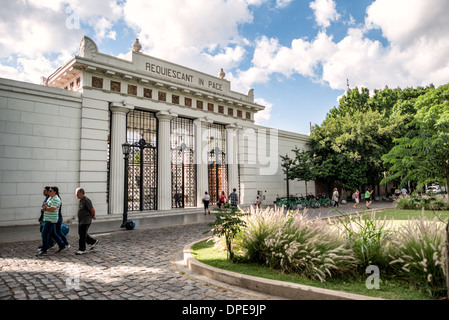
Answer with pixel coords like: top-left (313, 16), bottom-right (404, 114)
top-left (388, 211), bottom-right (447, 298)
top-left (331, 211), bottom-right (394, 271)
top-left (235, 206), bottom-right (357, 282)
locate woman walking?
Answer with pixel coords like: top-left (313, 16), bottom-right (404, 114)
top-left (219, 191), bottom-right (226, 209)
top-left (37, 186), bottom-right (67, 256)
top-left (353, 189), bottom-right (360, 209)
top-left (332, 188), bottom-right (340, 207)
top-left (202, 191), bottom-right (210, 215)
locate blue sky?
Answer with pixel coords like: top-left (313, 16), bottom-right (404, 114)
top-left (1, 0), bottom-right (449, 135)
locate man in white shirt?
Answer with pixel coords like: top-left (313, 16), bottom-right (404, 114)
top-left (401, 188), bottom-right (408, 197)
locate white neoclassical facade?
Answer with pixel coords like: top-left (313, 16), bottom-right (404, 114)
top-left (0, 37), bottom-right (313, 226)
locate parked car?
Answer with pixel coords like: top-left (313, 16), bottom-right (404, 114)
top-left (426, 185), bottom-right (440, 193)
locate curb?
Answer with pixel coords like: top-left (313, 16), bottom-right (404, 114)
top-left (181, 238), bottom-right (382, 300)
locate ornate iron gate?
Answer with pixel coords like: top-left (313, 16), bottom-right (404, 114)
top-left (126, 109), bottom-right (158, 211)
top-left (171, 117), bottom-right (196, 208)
top-left (207, 123), bottom-right (228, 204)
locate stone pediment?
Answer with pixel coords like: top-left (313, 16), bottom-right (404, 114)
top-left (77, 36), bottom-right (98, 59)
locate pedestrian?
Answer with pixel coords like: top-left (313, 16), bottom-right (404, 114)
top-left (365, 187), bottom-right (374, 209)
top-left (229, 188), bottom-right (238, 208)
top-left (401, 187), bottom-right (408, 197)
top-left (332, 188), bottom-right (340, 207)
top-left (254, 195), bottom-right (261, 209)
top-left (49, 187), bottom-right (70, 251)
top-left (202, 191), bottom-right (210, 215)
top-left (38, 186), bottom-right (54, 251)
top-left (394, 188), bottom-right (401, 199)
top-left (174, 189), bottom-right (182, 208)
top-left (75, 187), bottom-right (98, 255)
top-left (352, 189), bottom-right (360, 209)
top-left (219, 191), bottom-right (226, 209)
top-left (39, 186), bottom-right (50, 232)
top-left (37, 186), bottom-right (67, 256)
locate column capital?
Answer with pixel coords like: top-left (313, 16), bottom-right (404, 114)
top-left (109, 101), bottom-right (134, 114)
top-left (195, 117), bottom-right (213, 128)
top-left (156, 110), bottom-right (177, 121)
top-left (225, 123), bottom-right (238, 130)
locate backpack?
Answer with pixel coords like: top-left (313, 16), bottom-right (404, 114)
top-left (125, 220), bottom-right (135, 230)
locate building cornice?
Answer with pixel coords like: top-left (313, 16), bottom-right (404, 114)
top-left (47, 36), bottom-right (264, 113)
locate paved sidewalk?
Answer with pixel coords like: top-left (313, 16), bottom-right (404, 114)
top-left (0, 200), bottom-right (396, 300)
top-left (0, 220), bottom-right (272, 300)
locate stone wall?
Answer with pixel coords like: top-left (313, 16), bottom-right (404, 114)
top-left (0, 78), bottom-right (82, 225)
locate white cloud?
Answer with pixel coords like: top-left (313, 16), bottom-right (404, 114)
top-left (254, 97), bottom-right (273, 125)
top-left (0, 1), bottom-right (82, 58)
top-left (122, 0), bottom-right (252, 74)
top-left (92, 17), bottom-right (117, 42)
top-left (1, 0), bottom-right (448, 100)
top-left (309, 0), bottom-right (340, 29)
top-left (0, 0), bottom-right (124, 58)
top-left (0, 64), bottom-right (23, 81)
top-left (0, 0), bottom-right (124, 83)
top-left (202, 46), bottom-right (246, 71)
top-left (0, 55), bottom-right (69, 84)
top-left (238, 0), bottom-right (449, 93)
top-left (242, 31), bottom-right (335, 85)
top-left (245, 0), bottom-right (268, 6)
top-left (275, 0), bottom-right (294, 9)
top-left (365, 0), bottom-right (449, 49)
top-left (325, 0), bottom-right (449, 90)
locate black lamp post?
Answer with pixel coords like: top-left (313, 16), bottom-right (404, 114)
top-left (283, 154), bottom-right (291, 200)
top-left (121, 142), bottom-right (130, 228)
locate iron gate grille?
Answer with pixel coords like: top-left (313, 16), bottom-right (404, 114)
top-left (171, 117), bottom-right (196, 208)
top-left (126, 109), bottom-right (158, 211)
top-left (207, 123), bottom-right (228, 203)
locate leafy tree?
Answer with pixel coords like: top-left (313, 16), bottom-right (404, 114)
top-left (329, 87), bottom-right (370, 118)
top-left (311, 108), bottom-right (395, 191)
top-left (310, 85), bottom-right (434, 194)
top-left (290, 147), bottom-right (315, 195)
top-left (280, 154), bottom-right (296, 197)
top-left (204, 207), bottom-right (247, 262)
top-left (382, 84), bottom-right (449, 189)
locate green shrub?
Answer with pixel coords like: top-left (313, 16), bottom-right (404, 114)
top-left (333, 212), bottom-right (393, 271)
top-left (205, 207), bottom-right (247, 262)
top-left (396, 195), bottom-right (449, 211)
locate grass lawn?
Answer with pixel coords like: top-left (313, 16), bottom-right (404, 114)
top-left (374, 208), bottom-right (449, 221)
top-left (191, 239), bottom-right (435, 300)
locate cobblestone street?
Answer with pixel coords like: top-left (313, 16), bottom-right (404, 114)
top-left (0, 222), bottom-right (262, 301)
top-left (0, 202), bottom-right (396, 302)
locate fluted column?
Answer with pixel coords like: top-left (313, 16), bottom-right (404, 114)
top-left (156, 111), bottom-right (177, 210)
top-left (109, 102), bottom-right (133, 214)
